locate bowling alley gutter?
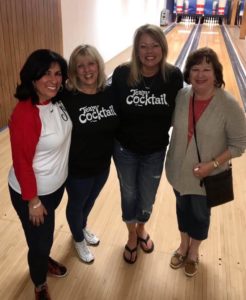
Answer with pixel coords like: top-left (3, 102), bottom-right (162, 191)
top-left (175, 22), bottom-right (202, 72)
top-left (221, 25), bottom-right (246, 111)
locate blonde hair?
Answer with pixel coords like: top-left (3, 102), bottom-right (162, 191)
top-left (66, 44), bottom-right (106, 92)
top-left (128, 24), bottom-right (169, 86)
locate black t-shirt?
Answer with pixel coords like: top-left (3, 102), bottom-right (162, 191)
top-left (61, 86), bottom-right (119, 178)
top-left (111, 64), bottom-right (183, 154)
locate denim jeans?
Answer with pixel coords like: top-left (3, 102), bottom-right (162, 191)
top-left (174, 190), bottom-right (211, 240)
top-left (66, 168), bottom-right (110, 242)
top-left (9, 184), bottom-right (65, 286)
top-left (113, 141), bottom-right (166, 223)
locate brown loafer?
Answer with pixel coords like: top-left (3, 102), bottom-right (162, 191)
top-left (170, 250), bottom-right (187, 269)
top-left (184, 258), bottom-right (199, 277)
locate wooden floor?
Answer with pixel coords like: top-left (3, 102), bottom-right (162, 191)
top-left (0, 23), bottom-right (246, 300)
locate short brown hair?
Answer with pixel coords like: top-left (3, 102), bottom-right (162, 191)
top-left (183, 47), bottom-right (225, 88)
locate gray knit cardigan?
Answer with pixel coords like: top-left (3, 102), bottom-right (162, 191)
top-left (165, 86), bottom-right (246, 196)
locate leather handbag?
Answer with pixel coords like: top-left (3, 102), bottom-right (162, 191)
top-left (203, 167), bottom-right (234, 207)
top-left (192, 94), bottom-right (234, 208)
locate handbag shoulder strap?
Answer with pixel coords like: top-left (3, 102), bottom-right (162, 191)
top-left (192, 93), bottom-right (204, 187)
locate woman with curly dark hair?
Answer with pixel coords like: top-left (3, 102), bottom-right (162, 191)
top-left (8, 49), bottom-right (72, 299)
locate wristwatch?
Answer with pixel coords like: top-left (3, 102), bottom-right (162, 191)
top-left (212, 158), bottom-right (219, 168)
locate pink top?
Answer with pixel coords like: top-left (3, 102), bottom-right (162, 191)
top-left (188, 96), bottom-right (212, 143)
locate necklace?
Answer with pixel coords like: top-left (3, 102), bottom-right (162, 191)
top-left (142, 75), bottom-right (156, 90)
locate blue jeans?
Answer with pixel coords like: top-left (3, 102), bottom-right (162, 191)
top-left (9, 184), bottom-right (65, 286)
top-left (113, 141), bottom-right (166, 223)
top-left (174, 190), bottom-right (211, 240)
top-left (66, 168), bottom-right (110, 242)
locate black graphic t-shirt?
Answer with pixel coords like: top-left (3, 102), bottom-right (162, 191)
top-left (61, 86), bottom-right (119, 177)
top-left (111, 64), bottom-right (183, 154)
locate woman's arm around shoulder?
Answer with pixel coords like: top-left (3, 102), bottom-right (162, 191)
top-left (55, 88), bottom-right (72, 110)
top-left (111, 63), bottom-right (130, 87)
top-left (166, 64), bottom-right (184, 90)
top-left (174, 85), bottom-right (192, 105)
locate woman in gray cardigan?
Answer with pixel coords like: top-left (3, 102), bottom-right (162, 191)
top-left (165, 47), bottom-right (246, 277)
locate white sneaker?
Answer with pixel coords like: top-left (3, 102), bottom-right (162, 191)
top-left (83, 228), bottom-right (100, 246)
top-left (74, 240), bottom-right (94, 263)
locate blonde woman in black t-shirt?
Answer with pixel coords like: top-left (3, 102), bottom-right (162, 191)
top-left (112, 24), bottom-right (183, 264)
top-left (61, 45), bottom-right (119, 264)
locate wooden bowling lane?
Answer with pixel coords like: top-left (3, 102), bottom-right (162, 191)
top-left (166, 23), bottom-right (195, 65)
top-left (198, 23), bottom-right (244, 108)
top-left (197, 22), bottom-right (246, 300)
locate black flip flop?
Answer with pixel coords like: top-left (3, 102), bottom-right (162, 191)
top-left (138, 234), bottom-right (154, 253)
top-left (123, 244), bottom-right (138, 264)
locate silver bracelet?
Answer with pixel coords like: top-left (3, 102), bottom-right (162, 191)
top-left (32, 201), bottom-right (42, 209)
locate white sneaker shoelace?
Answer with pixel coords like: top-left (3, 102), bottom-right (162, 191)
top-left (83, 228), bottom-right (100, 246)
top-left (74, 240), bottom-right (94, 263)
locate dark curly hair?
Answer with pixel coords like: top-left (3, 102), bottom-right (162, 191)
top-left (183, 47), bottom-right (225, 88)
top-left (15, 49), bottom-right (67, 104)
